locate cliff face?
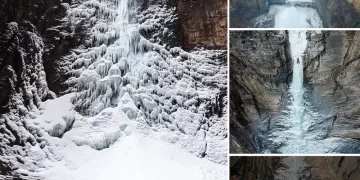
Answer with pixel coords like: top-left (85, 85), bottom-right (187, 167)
top-left (328, 157), bottom-right (360, 180)
top-left (230, 0), bottom-right (268, 28)
top-left (230, 156), bottom-right (282, 180)
top-left (315, 0), bottom-right (360, 28)
top-left (230, 31), bottom-right (292, 153)
top-left (176, 0), bottom-right (227, 50)
top-left (304, 31), bottom-right (360, 142)
top-left (304, 156), bottom-right (360, 180)
top-left (231, 156), bottom-right (360, 180)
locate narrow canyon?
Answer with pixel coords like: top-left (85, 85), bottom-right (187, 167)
top-left (230, 30), bottom-right (360, 154)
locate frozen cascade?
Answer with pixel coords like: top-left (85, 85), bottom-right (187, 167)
top-left (2, 0), bottom-right (227, 179)
top-left (65, 0), bottom-right (227, 161)
top-left (265, 31), bottom-right (339, 153)
top-left (252, 0), bottom-right (322, 28)
top-left (288, 157), bottom-right (300, 180)
top-left (275, 157), bottom-right (306, 180)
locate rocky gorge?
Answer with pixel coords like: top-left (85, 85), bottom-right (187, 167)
top-left (230, 30), bottom-right (360, 153)
top-left (230, 0), bottom-right (360, 28)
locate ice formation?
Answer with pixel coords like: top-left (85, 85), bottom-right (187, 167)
top-left (0, 0), bottom-right (227, 179)
top-left (252, 1), bottom-right (322, 28)
top-left (62, 0), bottom-right (227, 162)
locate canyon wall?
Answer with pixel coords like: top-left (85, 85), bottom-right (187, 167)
top-left (304, 31), bottom-right (360, 144)
top-left (230, 31), bottom-right (292, 153)
top-left (230, 0), bottom-right (268, 28)
top-left (176, 0), bottom-right (227, 50)
top-left (230, 156), bottom-right (282, 180)
top-left (315, 0), bottom-right (360, 28)
top-left (231, 156), bottom-right (360, 180)
top-left (328, 157), bottom-right (360, 180)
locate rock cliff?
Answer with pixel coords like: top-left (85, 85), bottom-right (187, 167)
top-left (315, 0), bottom-right (360, 28)
top-left (230, 31), bottom-right (292, 153)
top-left (231, 156), bottom-right (360, 180)
top-left (304, 31), bottom-right (360, 146)
top-left (230, 156), bottom-right (282, 180)
top-left (230, 0), bottom-right (268, 28)
top-left (176, 0), bottom-right (227, 50)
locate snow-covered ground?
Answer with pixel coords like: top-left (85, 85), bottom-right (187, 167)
top-left (0, 0), bottom-right (227, 179)
top-left (23, 94), bottom-right (225, 180)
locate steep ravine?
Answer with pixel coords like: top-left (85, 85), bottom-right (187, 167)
top-left (231, 30), bottom-right (360, 153)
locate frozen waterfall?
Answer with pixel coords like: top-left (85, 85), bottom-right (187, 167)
top-left (7, 0), bottom-right (227, 179)
top-left (265, 31), bottom-right (339, 153)
top-left (252, 1), bottom-right (322, 28)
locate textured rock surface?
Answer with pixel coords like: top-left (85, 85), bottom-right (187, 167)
top-left (315, 0), bottom-right (360, 28)
top-left (303, 156), bottom-right (360, 180)
top-left (177, 0), bottom-right (227, 50)
top-left (231, 156), bottom-right (360, 180)
top-left (328, 156), bottom-right (360, 180)
top-left (230, 0), bottom-right (268, 28)
top-left (304, 31), bottom-right (360, 142)
top-left (230, 156), bottom-right (283, 180)
top-left (229, 31), bottom-right (292, 153)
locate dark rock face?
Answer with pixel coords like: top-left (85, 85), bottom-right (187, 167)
top-left (0, 0), bottom-right (87, 113)
top-left (230, 0), bottom-right (268, 28)
top-left (304, 31), bottom-right (360, 142)
top-left (139, 0), bottom-right (227, 50)
top-left (328, 157), bottom-right (360, 180)
top-left (229, 31), bottom-right (292, 153)
top-left (315, 0), bottom-right (360, 28)
top-left (177, 0), bottom-right (227, 50)
top-left (230, 156), bottom-right (282, 180)
top-left (231, 156), bottom-right (360, 180)
top-left (303, 156), bottom-right (360, 180)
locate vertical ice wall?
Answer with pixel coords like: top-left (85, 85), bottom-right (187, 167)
top-left (287, 31), bottom-right (307, 151)
top-left (267, 31), bottom-right (309, 153)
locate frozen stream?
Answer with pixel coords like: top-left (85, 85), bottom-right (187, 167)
top-left (252, 1), bottom-right (322, 28)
